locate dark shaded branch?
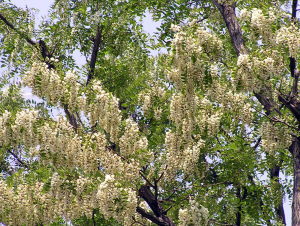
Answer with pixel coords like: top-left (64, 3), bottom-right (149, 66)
top-left (212, 3), bottom-right (287, 224)
top-left (290, 0), bottom-right (299, 96)
top-left (270, 164), bottom-right (286, 225)
top-left (253, 137), bottom-right (261, 150)
top-left (138, 185), bottom-right (175, 226)
top-left (292, 0), bottom-right (298, 19)
top-left (289, 136), bottom-right (300, 226)
top-left (7, 149), bottom-right (29, 169)
top-left (0, 12), bottom-right (37, 46)
top-left (278, 95), bottom-right (300, 122)
top-left (139, 171), bottom-right (155, 188)
top-left (139, 185), bottom-right (163, 217)
top-left (136, 207), bottom-right (164, 225)
top-left (86, 25), bottom-right (102, 85)
top-left (92, 209), bottom-right (96, 226)
top-left (254, 92), bottom-right (280, 115)
top-left (0, 10), bottom-right (78, 130)
top-left (235, 186), bottom-right (243, 226)
top-left (212, 1), bottom-right (280, 117)
top-left (63, 104), bottom-right (78, 130)
top-left (0, 12), bottom-right (54, 69)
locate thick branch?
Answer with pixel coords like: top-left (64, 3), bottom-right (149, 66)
top-left (86, 25), bottom-right (102, 85)
top-left (212, 1), bottom-right (246, 55)
top-left (0, 12), bottom-right (36, 46)
top-left (289, 136), bottom-right (300, 226)
top-left (254, 92), bottom-right (277, 115)
top-left (290, 0), bottom-right (299, 95)
top-left (63, 104), bottom-right (78, 130)
top-left (212, 1), bottom-right (280, 117)
top-left (278, 95), bottom-right (300, 122)
top-left (292, 0), bottom-right (298, 19)
top-left (138, 185), bottom-right (175, 226)
top-left (235, 187), bottom-right (242, 226)
top-left (136, 207), bottom-right (166, 226)
top-left (213, 2), bottom-right (287, 224)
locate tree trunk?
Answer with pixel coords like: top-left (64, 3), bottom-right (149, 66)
top-left (270, 165), bottom-right (286, 225)
top-left (212, 1), bottom-right (288, 224)
top-left (290, 137), bottom-right (300, 226)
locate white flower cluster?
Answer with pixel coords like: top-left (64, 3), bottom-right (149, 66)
top-left (195, 96), bottom-right (223, 135)
top-left (0, 110), bottom-right (12, 146)
top-left (23, 62), bottom-right (83, 112)
top-left (168, 25), bottom-right (222, 88)
top-left (236, 53), bottom-right (283, 91)
top-left (138, 83), bottom-right (166, 114)
top-left (178, 199), bottom-right (209, 226)
top-left (206, 113), bottom-right (223, 136)
top-left (12, 109), bottom-right (39, 146)
top-left (100, 150), bottom-right (140, 182)
top-left (164, 130), bottom-right (204, 180)
top-left (208, 85), bottom-right (254, 125)
top-left (96, 175), bottom-right (138, 225)
top-left (239, 8), bottom-right (277, 40)
top-left (0, 174), bottom-right (97, 225)
top-left (261, 121), bottom-right (291, 153)
top-left (88, 81), bottom-right (122, 142)
top-left (276, 24), bottom-right (300, 57)
top-left (0, 109), bottom-right (108, 172)
top-left (170, 92), bottom-right (199, 141)
top-left (251, 8), bottom-right (276, 38)
top-left (164, 131), bottom-right (183, 180)
top-left (0, 109), bottom-right (40, 148)
top-left (24, 61), bottom-right (123, 143)
top-left (170, 93), bottom-right (186, 127)
top-left (119, 118), bottom-right (149, 159)
top-left (37, 117), bottom-right (107, 172)
top-left (182, 140), bottom-right (205, 173)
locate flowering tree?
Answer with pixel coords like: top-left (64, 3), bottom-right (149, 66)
top-left (1, 0), bottom-right (300, 225)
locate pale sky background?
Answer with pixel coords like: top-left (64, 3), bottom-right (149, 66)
top-left (5, 0), bottom-right (293, 225)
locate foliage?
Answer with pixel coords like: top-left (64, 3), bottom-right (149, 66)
top-left (0, 0), bottom-right (300, 225)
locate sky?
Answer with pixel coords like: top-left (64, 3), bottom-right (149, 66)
top-left (5, 0), bottom-right (293, 225)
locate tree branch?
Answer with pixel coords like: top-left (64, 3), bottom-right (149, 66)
top-left (278, 94), bottom-right (300, 122)
top-left (138, 185), bottom-right (175, 226)
top-left (136, 207), bottom-right (165, 226)
top-left (7, 149), bottom-right (29, 169)
top-left (0, 12), bottom-right (37, 46)
top-left (290, 0), bottom-right (298, 96)
top-left (86, 25), bottom-right (102, 85)
top-left (212, 1), bottom-right (246, 55)
top-left (270, 163), bottom-right (286, 225)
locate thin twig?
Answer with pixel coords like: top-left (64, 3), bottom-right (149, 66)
top-left (7, 150), bottom-right (29, 169)
top-left (139, 171), bottom-right (155, 188)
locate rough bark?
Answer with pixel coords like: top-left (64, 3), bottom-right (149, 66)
top-left (289, 137), bottom-right (300, 226)
top-left (212, 1), bottom-right (287, 224)
top-left (86, 25), bottom-right (102, 85)
top-left (138, 185), bottom-right (175, 226)
top-left (235, 187), bottom-right (242, 226)
top-left (212, 1), bottom-right (246, 55)
top-left (270, 165), bottom-right (286, 225)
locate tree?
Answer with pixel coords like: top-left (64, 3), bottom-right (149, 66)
top-left (0, 0), bottom-right (300, 225)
